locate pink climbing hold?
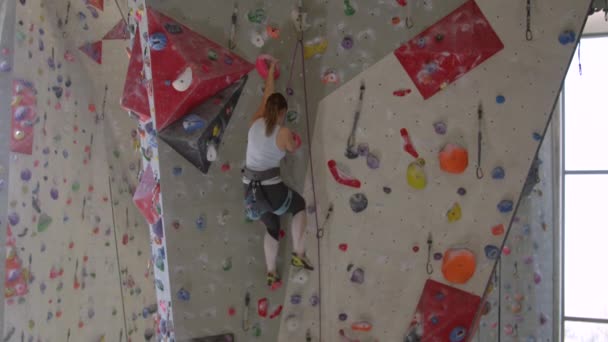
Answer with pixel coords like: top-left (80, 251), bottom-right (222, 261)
top-left (221, 163), bottom-right (231, 172)
top-left (327, 160), bottom-right (361, 188)
top-left (400, 128), bottom-right (419, 158)
top-left (256, 55), bottom-right (280, 80)
top-left (292, 132), bottom-right (302, 149)
top-left (257, 298), bottom-right (268, 318)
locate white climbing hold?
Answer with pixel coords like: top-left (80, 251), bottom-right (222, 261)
top-left (172, 67), bottom-right (193, 92)
top-left (291, 9), bottom-right (311, 32)
top-left (206, 143), bottom-right (217, 162)
top-left (291, 269), bottom-right (309, 284)
top-left (251, 32), bottom-right (265, 48)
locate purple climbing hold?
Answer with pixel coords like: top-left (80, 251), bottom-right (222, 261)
top-left (152, 220), bottom-right (164, 239)
top-left (8, 212), bottom-right (20, 226)
top-left (339, 313), bottom-right (348, 321)
top-left (533, 271), bottom-right (542, 284)
top-left (286, 87), bottom-right (294, 96)
top-left (177, 288), bottom-right (190, 301)
top-left (491, 166), bottom-right (505, 180)
top-left (15, 106), bottom-right (28, 121)
top-left (341, 36), bottom-right (354, 50)
top-left (366, 153), bottom-right (380, 169)
top-left (434, 121), bottom-right (447, 135)
top-left (290, 294), bottom-right (302, 305)
top-left (350, 268), bottom-right (365, 284)
top-left (224, 56), bottom-right (233, 65)
top-left (0, 60), bottom-right (11, 72)
top-left (433, 252), bottom-right (443, 261)
top-left (20, 169), bottom-right (32, 181)
top-left (196, 216), bottom-right (206, 230)
top-left (357, 143), bottom-right (369, 157)
top-left (309, 294), bottom-right (319, 306)
top-left (50, 188), bottom-right (59, 200)
top-left (457, 187), bottom-right (466, 196)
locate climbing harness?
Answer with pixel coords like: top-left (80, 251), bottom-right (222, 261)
top-left (425, 233), bottom-right (433, 275)
top-left (242, 167), bottom-right (292, 220)
top-left (525, 0), bottom-right (533, 41)
top-left (228, 3), bottom-right (238, 50)
top-left (345, 82), bottom-right (366, 159)
top-left (476, 103), bottom-right (484, 179)
top-left (242, 292), bottom-right (250, 331)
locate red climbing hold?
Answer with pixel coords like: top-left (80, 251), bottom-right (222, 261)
top-left (400, 128), bottom-right (419, 158)
top-left (221, 163), bottom-right (231, 172)
top-left (87, 0), bottom-right (104, 11)
top-left (491, 224), bottom-right (505, 236)
top-left (79, 41), bottom-right (102, 64)
top-left (339, 243), bottom-right (348, 252)
top-left (393, 89), bottom-right (411, 97)
top-left (396, 0), bottom-right (407, 6)
top-left (412, 245), bottom-right (420, 253)
top-left (122, 233), bottom-right (129, 245)
top-left (327, 160), bottom-right (361, 188)
top-left (257, 298), bottom-right (268, 318)
top-left (269, 305), bottom-right (283, 319)
top-left (228, 307), bottom-right (236, 316)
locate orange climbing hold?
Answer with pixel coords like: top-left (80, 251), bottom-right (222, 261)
top-left (491, 224), bottom-right (505, 236)
top-left (266, 24), bottom-right (280, 39)
top-left (439, 143), bottom-right (468, 174)
top-left (351, 321), bottom-right (372, 332)
top-left (441, 248), bottom-right (476, 284)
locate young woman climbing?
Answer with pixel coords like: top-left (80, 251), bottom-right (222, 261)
top-left (242, 59), bottom-right (314, 290)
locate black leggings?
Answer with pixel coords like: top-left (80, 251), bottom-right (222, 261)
top-left (248, 182), bottom-right (305, 240)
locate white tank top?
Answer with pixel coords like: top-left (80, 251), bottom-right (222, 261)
top-left (245, 119), bottom-right (285, 184)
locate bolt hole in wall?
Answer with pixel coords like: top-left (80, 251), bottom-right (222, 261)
top-left (562, 10), bottom-right (608, 342)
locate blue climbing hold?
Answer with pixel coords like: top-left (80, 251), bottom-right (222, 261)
top-left (196, 215), bottom-right (206, 230)
top-left (430, 315), bottom-right (439, 325)
top-left (558, 30), bottom-right (576, 45)
top-left (149, 32), bottom-right (168, 51)
top-left (177, 288), bottom-right (190, 301)
top-left (182, 115), bottom-right (206, 133)
top-left (496, 95), bottom-right (506, 104)
top-left (484, 245), bottom-right (500, 260)
top-left (491, 166), bottom-right (505, 180)
top-left (532, 132), bottom-right (542, 141)
top-left (449, 326), bottom-right (466, 342)
top-left (290, 294), bottom-right (302, 305)
top-left (497, 200), bottom-right (514, 213)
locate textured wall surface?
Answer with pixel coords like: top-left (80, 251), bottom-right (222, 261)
top-left (132, 0), bottom-right (591, 341)
top-left (3, 0), bottom-right (156, 341)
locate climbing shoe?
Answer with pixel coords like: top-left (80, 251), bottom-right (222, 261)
top-left (267, 272), bottom-right (282, 291)
top-left (291, 253), bottom-right (315, 271)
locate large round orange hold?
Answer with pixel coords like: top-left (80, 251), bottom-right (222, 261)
top-left (441, 248), bottom-right (476, 284)
top-left (439, 143), bottom-right (469, 174)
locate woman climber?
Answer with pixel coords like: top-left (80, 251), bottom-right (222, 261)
top-left (242, 60), bottom-right (314, 290)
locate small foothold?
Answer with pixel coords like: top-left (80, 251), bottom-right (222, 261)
top-left (433, 252), bottom-right (443, 260)
top-left (532, 132), bottom-right (542, 141)
top-left (383, 186), bottom-right (392, 194)
top-left (196, 215), bottom-right (206, 230)
top-left (497, 200), bottom-right (514, 213)
top-left (357, 143), bottom-right (369, 157)
top-left (177, 288), bottom-right (190, 301)
top-left (393, 89), bottom-right (412, 97)
top-left (412, 245), bottom-right (420, 253)
top-left (447, 203), bottom-right (462, 222)
top-left (491, 224), bottom-right (505, 236)
top-left (341, 36), bottom-right (354, 49)
top-left (457, 187), bottom-right (466, 196)
top-left (309, 294), bottom-right (319, 306)
top-left (286, 87), bottom-right (294, 96)
top-left (290, 294), bottom-right (302, 305)
top-left (339, 313), bottom-right (348, 321)
top-left (502, 246), bottom-right (511, 256)
top-left (496, 95), bottom-right (506, 104)
top-left (366, 153), bottom-right (380, 169)
top-left (350, 268), bottom-right (365, 284)
top-left (338, 243), bottom-right (348, 252)
top-left (484, 245), bottom-right (500, 260)
top-left (435, 33), bottom-right (444, 42)
top-left (349, 193), bottom-right (368, 213)
top-left (322, 70), bottom-right (339, 84)
top-left (172, 167), bottom-right (182, 176)
top-left (491, 166), bottom-right (505, 179)
top-left (558, 30), bottom-right (576, 45)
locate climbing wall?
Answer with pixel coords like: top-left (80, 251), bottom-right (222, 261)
top-left (132, 0), bottom-right (590, 341)
top-left (3, 0), bottom-right (156, 341)
top-left (475, 116), bottom-right (558, 341)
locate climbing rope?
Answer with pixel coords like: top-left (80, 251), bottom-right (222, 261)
top-left (286, 1), bottom-right (325, 339)
top-left (525, 0), bottom-right (533, 41)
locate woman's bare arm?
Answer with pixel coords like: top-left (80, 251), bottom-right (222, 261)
top-left (250, 61), bottom-right (277, 127)
top-left (278, 127), bottom-right (296, 153)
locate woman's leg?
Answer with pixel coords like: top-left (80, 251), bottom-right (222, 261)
top-left (289, 199), bottom-right (307, 257)
top-left (260, 212), bottom-right (281, 274)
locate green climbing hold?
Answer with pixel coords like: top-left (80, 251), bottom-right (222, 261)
top-left (344, 0), bottom-right (356, 16)
top-left (71, 181), bottom-right (80, 192)
top-left (222, 257), bottom-right (232, 271)
top-left (16, 31), bottom-right (26, 42)
top-left (287, 110), bottom-right (298, 123)
top-left (37, 213), bottom-right (52, 232)
top-left (155, 256), bottom-right (164, 271)
top-left (252, 323), bottom-right (262, 337)
top-left (113, 149), bottom-right (120, 158)
top-left (247, 8), bottom-right (266, 24)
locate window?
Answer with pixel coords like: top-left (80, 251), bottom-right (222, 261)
top-left (563, 35), bottom-right (608, 341)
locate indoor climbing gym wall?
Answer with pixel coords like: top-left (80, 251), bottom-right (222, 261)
top-left (4, 0), bottom-right (156, 341)
top-left (122, 0), bottom-right (590, 342)
top-left (474, 113), bottom-right (558, 341)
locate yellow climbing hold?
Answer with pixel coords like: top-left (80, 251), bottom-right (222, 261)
top-left (304, 38), bottom-right (328, 59)
top-left (447, 203), bottom-right (462, 222)
top-left (212, 124), bottom-right (220, 137)
top-left (407, 158), bottom-right (427, 190)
